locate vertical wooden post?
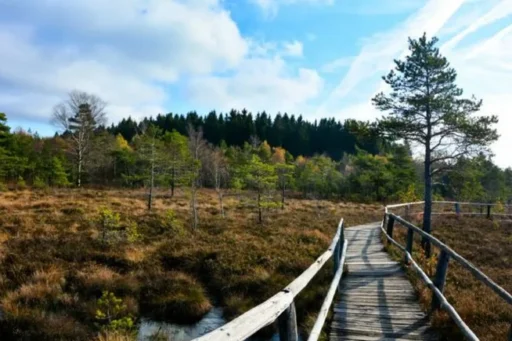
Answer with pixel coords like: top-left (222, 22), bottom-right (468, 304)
top-left (405, 205), bottom-right (410, 221)
top-left (333, 237), bottom-right (340, 275)
top-left (455, 202), bottom-right (460, 216)
top-left (487, 205), bottom-right (492, 219)
top-left (278, 302), bottom-right (298, 341)
top-left (386, 215), bottom-right (395, 238)
top-left (405, 228), bottom-right (414, 264)
top-left (431, 250), bottom-right (450, 311)
top-left (480, 205), bottom-right (483, 215)
top-left (508, 323), bottom-right (512, 341)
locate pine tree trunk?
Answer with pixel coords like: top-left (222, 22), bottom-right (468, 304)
top-left (258, 190), bottom-right (262, 224)
top-left (191, 182), bottom-right (198, 229)
top-left (148, 147), bottom-right (155, 211)
top-left (171, 167), bottom-right (175, 197)
top-left (422, 145), bottom-right (432, 257)
top-left (281, 185), bottom-right (285, 209)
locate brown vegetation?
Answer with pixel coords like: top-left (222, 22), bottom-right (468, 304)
top-left (386, 215), bottom-right (512, 341)
top-left (0, 188), bottom-right (382, 340)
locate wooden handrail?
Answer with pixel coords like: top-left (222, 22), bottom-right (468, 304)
top-left (383, 210), bottom-right (512, 341)
top-left (307, 241), bottom-right (348, 341)
top-left (390, 213), bottom-right (512, 305)
top-left (379, 219), bottom-right (479, 341)
top-left (193, 218), bottom-right (347, 341)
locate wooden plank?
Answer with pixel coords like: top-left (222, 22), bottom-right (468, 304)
top-left (330, 222), bottom-right (439, 341)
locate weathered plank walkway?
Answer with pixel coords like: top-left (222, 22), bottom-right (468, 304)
top-left (330, 222), bottom-right (438, 341)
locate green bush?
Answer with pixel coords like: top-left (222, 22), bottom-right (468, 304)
top-left (163, 209), bottom-right (185, 235)
top-left (98, 208), bottom-right (121, 242)
top-left (125, 221), bottom-right (141, 243)
top-left (16, 176), bottom-right (26, 190)
top-left (32, 176), bottom-right (48, 190)
top-left (95, 291), bottom-right (135, 334)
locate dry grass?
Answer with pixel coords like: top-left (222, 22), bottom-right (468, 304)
top-left (0, 188), bottom-right (382, 340)
top-left (386, 215), bottom-right (512, 341)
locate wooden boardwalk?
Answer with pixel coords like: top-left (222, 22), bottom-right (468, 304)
top-left (330, 222), bottom-right (438, 341)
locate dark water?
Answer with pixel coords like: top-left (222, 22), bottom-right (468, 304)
top-left (137, 307), bottom-right (289, 341)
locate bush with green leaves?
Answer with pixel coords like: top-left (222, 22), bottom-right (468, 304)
top-left (16, 176), bottom-right (26, 190)
top-left (95, 291), bottom-right (134, 333)
top-left (125, 221), bottom-right (141, 243)
top-left (163, 209), bottom-right (185, 235)
top-left (98, 208), bottom-right (121, 242)
top-left (32, 176), bottom-right (48, 190)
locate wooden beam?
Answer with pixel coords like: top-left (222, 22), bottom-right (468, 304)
top-left (390, 214), bottom-right (512, 306)
top-left (379, 222), bottom-right (479, 341)
top-left (431, 250), bottom-right (450, 311)
top-left (278, 302), bottom-right (298, 341)
top-left (308, 241), bottom-right (348, 341)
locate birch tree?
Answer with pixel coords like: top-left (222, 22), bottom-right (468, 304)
top-left (187, 125), bottom-right (206, 229)
top-left (134, 125), bottom-right (164, 211)
top-left (51, 91), bottom-right (106, 187)
top-left (206, 145), bottom-right (229, 217)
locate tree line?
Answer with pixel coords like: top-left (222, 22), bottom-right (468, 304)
top-left (0, 34), bottom-right (508, 231)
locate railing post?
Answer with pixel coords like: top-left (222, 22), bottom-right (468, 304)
top-left (405, 204), bottom-right (410, 220)
top-left (405, 227), bottom-right (414, 264)
top-left (487, 205), bottom-right (492, 219)
top-left (431, 250), bottom-right (450, 311)
top-left (386, 215), bottom-right (395, 238)
top-left (333, 237), bottom-right (340, 275)
top-left (278, 301), bottom-right (298, 341)
top-left (455, 202), bottom-right (460, 216)
top-left (508, 323), bottom-right (512, 341)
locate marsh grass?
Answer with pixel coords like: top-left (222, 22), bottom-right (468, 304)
top-left (0, 188), bottom-right (382, 340)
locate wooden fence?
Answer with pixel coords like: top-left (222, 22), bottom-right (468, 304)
top-left (387, 200), bottom-right (512, 220)
top-left (383, 202), bottom-right (512, 341)
top-left (193, 218), bottom-right (348, 341)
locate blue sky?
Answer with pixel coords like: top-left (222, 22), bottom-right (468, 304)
top-left (1, 0), bottom-right (511, 167)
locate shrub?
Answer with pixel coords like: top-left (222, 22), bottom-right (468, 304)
top-left (125, 221), bottom-right (141, 243)
top-left (98, 208), bottom-right (121, 242)
top-left (16, 176), bottom-right (27, 190)
top-left (95, 291), bottom-right (135, 334)
top-left (0, 182), bottom-right (7, 192)
top-left (32, 176), bottom-right (48, 190)
top-left (163, 209), bottom-right (185, 235)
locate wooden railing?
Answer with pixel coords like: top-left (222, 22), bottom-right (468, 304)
top-left (193, 218), bottom-right (348, 341)
top-left (387, 200), bottom-right (512, 220)
top-left (383, 202), bottom-right (512, 341)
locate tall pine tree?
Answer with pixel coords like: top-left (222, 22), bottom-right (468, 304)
top-left (373, 34), bottom-right (498, 256)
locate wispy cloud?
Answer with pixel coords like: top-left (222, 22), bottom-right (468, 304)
top-left (442, 0), bottom-right (512, 51)
top-left (316, 0), bottom-right (466, 117)
top-left (250, 0), bottom-right (333, 17)
top-left (282, 41), bottom-right (303, 57)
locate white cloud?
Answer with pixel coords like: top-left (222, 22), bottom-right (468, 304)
top-left (338, 0), bottom-right (424, 15)
top-left (442, 0), bottom-right (512, 51)
top-left (186, 57), bottom-right (323, 113)
top-left (0, 0), bottom-right (248, 125)
top-left (319, 0), bottom-right (465, 112)
top-left (283, 41), bottom-right (304, 57)
top-left (251, 0), bottom-right (333, 17)
top-left (321, 56), bottom-right (354, 73)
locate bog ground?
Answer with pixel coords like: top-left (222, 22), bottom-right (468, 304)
top-left (0, 188), bottom-right (382, 340)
